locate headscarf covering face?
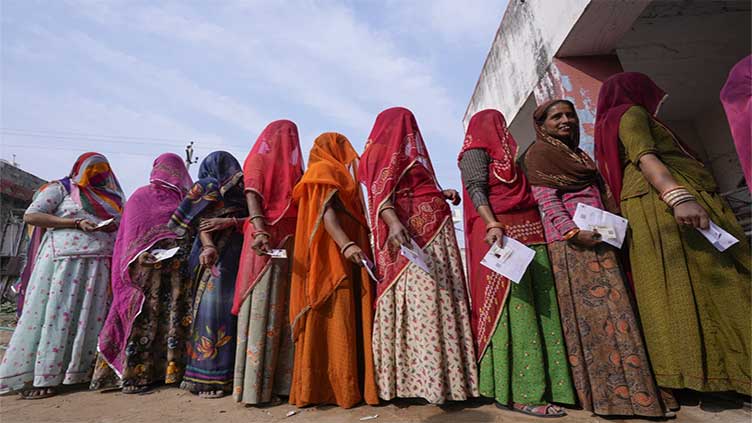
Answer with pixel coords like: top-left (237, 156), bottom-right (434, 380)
top-left (458, 109), bottom-right (536, 213)
top-left (594, 72), bottom-right (667, 203)
top-left (243, 120), bottom-right (304, 224)
top-left (290, 132), bottom-right (367, 335)
top-left (65, 152), bottom-right (124, 220)
top-left (720, 55), bottom-right (752, 191)
top-left (98, 153), bottom-right (192, 375)
top-left (197, 150), bottom-right (246, 209)
top-left (357, 107), bottom-right (440, 249)
top-left (521, 100), bottom-right (618, 212)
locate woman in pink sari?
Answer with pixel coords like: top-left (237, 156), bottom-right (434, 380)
top-left (93, 153), bottom-right (194, 393)
top-left (358, 107), bottom-right (478, 404)
top-left (720, 55), bottom-right (751, 191)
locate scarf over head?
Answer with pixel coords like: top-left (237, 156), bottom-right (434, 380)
top-left (290, 133), bottom-right (369, 337)
top-left (593, 72), bottom-right (669, 205)
top-left (231, 122), bottom-right (303, 314)
top-left (720, 55), bottom-right (752, 191)
top-left (357, 107), bottom-right (446, 301)
top-left (458, 109), bottom-right (544, 360)
top-left (98, 153), bottom-right (192, 375)
top-left (521, 99), bottom-right (618, 213)
top-left (243, 120), bottom-right (304, 225)
top-left (65, 152), bottom-right (124, 220)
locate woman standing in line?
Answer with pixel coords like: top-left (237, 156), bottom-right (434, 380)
top-left (358, 107), bottom-right (478, 404)
top-left (181, 151), bottom-right (248, 398)
top-left (288, 132), bottom-right (378, 408)
top-left (595, 72), bottom-right (751, 397)
top-left (232, 120), bottom-right (302, 405)
top-left (520, 99), bottom-right (665, 417)
top-left (459, 109), bottom-right (574, 417)
top-left (0, 152), bottom-right (123, 399)
top-left (93, 153), bottom-right (193, 393)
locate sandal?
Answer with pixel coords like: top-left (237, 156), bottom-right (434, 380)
top-left (122, 384), bottom-right (151, 394)
top-left (497, 402), bottom-right (567, 418)
top-left (20, 387), bottom-right (56, 400)
top-left (198, 390), bottom-right (225, 399)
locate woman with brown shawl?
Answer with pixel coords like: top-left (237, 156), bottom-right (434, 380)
top-left (358, 107), bottom-right (478, 404)
top-left (520, 99), bottom-right (665, 417)
top-left (288, 132), bottom-right (378, 408)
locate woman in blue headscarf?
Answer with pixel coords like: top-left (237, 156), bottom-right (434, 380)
top-left (177, 151), bottom-right (248, 399)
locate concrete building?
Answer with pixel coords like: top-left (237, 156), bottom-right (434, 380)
top-left (0, 160), bottom-right (46, 299)
top-left (465, 0), bottom-right (750, 231)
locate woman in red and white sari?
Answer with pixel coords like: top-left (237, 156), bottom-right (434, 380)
top-left (358, 107), bottom-right (478, 404)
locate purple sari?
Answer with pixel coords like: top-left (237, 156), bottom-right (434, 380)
top-left (97, 153), bottom-right (192, 376)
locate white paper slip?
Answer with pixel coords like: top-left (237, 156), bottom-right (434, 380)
top-left (263, 249), bottom-right (288, 259)
top-left (151, 247), bottom-right (180, 262)
top-left (361, 258), bottom-right (380, 282)
top-left (480, 236), bottom-right (536, 284)
top-left (95, 218), bottom-right (114, 229)
top-left (572, 203), bottom-right (629, 248)
top-left (697, 221), bottom-right (739, 252)
top-left (400, 239), bottom-right (431, 274)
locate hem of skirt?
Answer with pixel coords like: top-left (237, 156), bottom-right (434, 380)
top-left (655, 373), bottom-right (752, 395)
top-left (377, 391), bottom-right (479, 405)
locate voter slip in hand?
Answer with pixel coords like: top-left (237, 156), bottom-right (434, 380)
top-left (262, 249), bottom-right (288, 259)
top-left (480, 236), bottom-right (536, 284)
top-left (95, 218), bottom-right (115, 229)
top-left (150, 247), bottom-right (180, 262)
top-left (361, 258), bottom-right (380, 282)
top-left (572, 203), bottom-right (628, 248)
top-left (697, 221), bottom-right (739, 252)
top-left (400, 239), bottom-right (431, 274)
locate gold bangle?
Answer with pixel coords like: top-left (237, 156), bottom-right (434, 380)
top-left (340, 241), bottom-right (357, 256)
top-left (485, 221), bottom-right (504, 232)
top-left (659, 185), bottom-right (686, 201)
top-left (379, 206), bottom-right (395, 215)
top-left (563, 228), bottom-right (580, 241)
top-left (253, 231), bottom-right (270, 239)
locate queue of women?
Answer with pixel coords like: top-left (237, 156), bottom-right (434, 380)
top-left (0, 71), bottom-right (749, 419)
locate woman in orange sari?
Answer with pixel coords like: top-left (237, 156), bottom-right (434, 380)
top-left (288, 132), bottom-right (379, 408)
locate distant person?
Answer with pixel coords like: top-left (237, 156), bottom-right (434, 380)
top-left (459, 109), bottom-right (574, 417)
top-left (521, 100), bottom-right (666, 417)
top-left (0, 152), bottom-right (123, 399)
top-left (595, 72), bottom-right (751, 398)
top-left (180, 151), bottom-right (248, 399)
top-left (720, 55), bottom-right (752, 191)
top-left (288, 133), bottom-right (378, 408)
top-left (232, 120), bottom-right (302, 405)
top-left (93, 153), bottom-right (193, 394)
top-left (359, 107), bottom-right (478, 404)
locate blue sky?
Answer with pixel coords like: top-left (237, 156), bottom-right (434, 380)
top-left (1, 0), bottom-right (506, 195)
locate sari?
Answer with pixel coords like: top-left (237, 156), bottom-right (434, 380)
top-left (523, 100), bottom-right (664, 416)
top-left (720, 55), bottom-right (752, 191)
top-left (182, 151), bottom-right (248, 395)
top-left (0, 153), bottom-right (122, 393)
top-left (232, 120), bottom-right (302, 405)
top-left (595, 72), bottom-right (752, 395)
top-left (289, 133), bottom-right (378, 408)
top-left (458, 109), bottom-right (574, 407)
top-left (93, 153), bottom-right (193, 389)
top-left (358, 107), bottom-right (478, 404)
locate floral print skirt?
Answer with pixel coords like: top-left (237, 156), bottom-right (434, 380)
top-left (232, 243), bottom-right (294, 404)
top-left (372, 220), bottom-right (478, 404)
top-left (91, 257), bottom-right (192, 389)
top-left (547, 241), bottom-right (663, 417)
top-left (0, 246), bottom-right (111, 393)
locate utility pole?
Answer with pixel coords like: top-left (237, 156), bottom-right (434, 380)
top-left (185, 141), bottom-right (198, 169)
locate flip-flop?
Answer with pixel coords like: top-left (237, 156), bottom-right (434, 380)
top-left (20, 388), bottom-right (56, 400)
top-left (497, 402), bottom-right (567, 418)
top-left (198, 390), bottom-right (225, 399)
top-left (122, 385), bottom-right (151, 394)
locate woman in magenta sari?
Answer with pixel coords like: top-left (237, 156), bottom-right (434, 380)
top-left (93, 153), bottom-right (194, 393)
top-left (358, 107), bottom-right (478, 404)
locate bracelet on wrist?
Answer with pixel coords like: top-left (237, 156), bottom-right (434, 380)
top-left (379, 206), bottom-right (395, 215)
top-left (253, 230), bottom-right (270, 239)
top-left (201, 245), bottom-right (217, 252)
top-left (340, 241), bottom-right (357, 256)
top-left (659, 185), bottom-right (686, 201)
top-left (73, 218), bottom-right (84, 229)
top-left (563, 228), bottom-right (580, 241)
top-left (485, 221), bottom-right (504, 232)
top-left (249, 214), bottom-right (265, 222)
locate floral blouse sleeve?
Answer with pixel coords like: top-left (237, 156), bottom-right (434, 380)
top-left (531, 185), bottom-right (578, 237)
top-left (25, 183), bottom-right (65, 216)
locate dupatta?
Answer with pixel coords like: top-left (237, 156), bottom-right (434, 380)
top-left (98, 153), bottom-right (192, 375)
top-left (720, 55), bottom-right (752, 191)
top-left (458, 109), bottom-right (544, 361)
top-left (232, 120), bottom-right (304, 314)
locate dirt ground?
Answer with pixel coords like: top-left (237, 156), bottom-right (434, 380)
top-left (1, 386), bottom-right (749, 423)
